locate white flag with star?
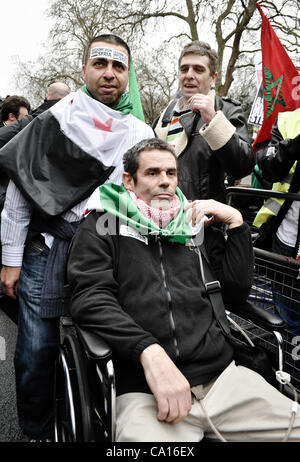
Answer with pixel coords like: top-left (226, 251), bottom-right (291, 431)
top-left (50, 89), bottom-right (132, 168)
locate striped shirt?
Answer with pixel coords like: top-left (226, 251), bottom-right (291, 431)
top-left (166, 98), bottom-right (190, 153)
top-left (1, 181), bottom-right (89, 266)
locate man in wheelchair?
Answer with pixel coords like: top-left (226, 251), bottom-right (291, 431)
top-left (67, 138), bottom-right (300, 442)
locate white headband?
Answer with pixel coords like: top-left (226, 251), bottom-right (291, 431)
top-left (90, 46), bottom-right (129, 68)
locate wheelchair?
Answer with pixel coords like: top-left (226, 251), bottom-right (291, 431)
top-left (54, 186), bottom-right (300, 441)
top-left (54, 302), bottom-right (290, 443)
top-left (54, 326), bottom-right (116, 442)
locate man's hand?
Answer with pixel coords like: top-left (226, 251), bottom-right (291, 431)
top-left (188, 93), bottom-right (216, 124)
top-left (140, 344), bottom-right (191, 424)
top-left (1, 266), bottom-right (21, 299)
top-left (184, 199), bottom-right (243, 229)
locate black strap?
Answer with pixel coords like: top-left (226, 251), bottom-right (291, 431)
top-left (199, 244), bottom-right (231, 337)
top-left (161, 99), bottom-right (178, 127)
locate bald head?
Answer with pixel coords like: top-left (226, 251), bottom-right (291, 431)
top-left (46, 82), bottom-right (70, 101)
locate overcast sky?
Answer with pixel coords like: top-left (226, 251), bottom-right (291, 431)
top-left (0, 0), bottom-right (51, 98)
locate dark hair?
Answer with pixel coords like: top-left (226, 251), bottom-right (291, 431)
top-left (178, 41), bottom-right (218, 76)
top-left (83, 34), bottom-right (131, 65)
top-left (123, 138), bottom-right (177, 183)
top-left (1, 95), bottom-right (31, 122)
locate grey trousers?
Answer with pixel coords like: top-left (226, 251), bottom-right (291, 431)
top-left (116, 361), bottom-right (300, 442)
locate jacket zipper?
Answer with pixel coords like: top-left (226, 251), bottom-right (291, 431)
top-left (157, 237), bottom-right (180, 359)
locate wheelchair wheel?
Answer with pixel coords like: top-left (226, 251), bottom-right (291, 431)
top-left (54, 334), bottom-right (95, 442)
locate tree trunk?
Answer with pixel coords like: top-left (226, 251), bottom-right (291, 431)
top-left (186, 0), bottom-right (199, 40)
top-left (215, 0), bottom-right (257, 96)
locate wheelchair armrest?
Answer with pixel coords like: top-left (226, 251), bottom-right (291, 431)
top-left (228, 301), bottom-right (286, 333)
top-left (75, 326), bottom-right (112, 363)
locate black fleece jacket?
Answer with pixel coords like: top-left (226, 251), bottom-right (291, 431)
top-left (67, 211), bottom-right (253, 396)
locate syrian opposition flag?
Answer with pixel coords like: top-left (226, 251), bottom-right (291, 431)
top-left (253, 3), bottom-right (300, 152)
top-left (0, 90), bottom-right (135, 217)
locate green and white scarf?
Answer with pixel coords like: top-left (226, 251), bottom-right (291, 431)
top-left (94, 184), bottom-right (204, 245)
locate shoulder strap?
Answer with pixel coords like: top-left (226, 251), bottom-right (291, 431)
top-left (197, 243), bottom-right (231, 337)
top-left (161, 99), bottom-right (178, 127)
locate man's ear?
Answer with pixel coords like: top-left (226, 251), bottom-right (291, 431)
top-left (210, 71), bottom-right (218, 86)
top-left (8, 113), bottom-right (17, 123)
top-left (82, 64), bottom-right (86, 82)
top-left (122, 172), bottom-right (134, 191)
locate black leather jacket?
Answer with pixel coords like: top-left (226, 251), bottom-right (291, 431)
top-left (154, 96), bottom-right (254, 202)
top-left (0, 115), bottom-right (33, 149)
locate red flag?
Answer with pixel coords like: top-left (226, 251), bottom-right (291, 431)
top-left (253, 2), bottom-right (300, 152)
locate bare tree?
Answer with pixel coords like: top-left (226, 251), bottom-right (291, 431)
top-left (135, 48), bottom-right (178, 124)
top-left (15, 0), bottom-right (300, 110)
top-left (16, 0), bottom-right (117, 106)
top-left (108, 0), bottom-right (299, 96)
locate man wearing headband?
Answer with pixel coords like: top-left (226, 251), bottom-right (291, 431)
top-left (0, 34), bottom-right (153, 441)
top-left (153, 40), bottom-right (254, 202)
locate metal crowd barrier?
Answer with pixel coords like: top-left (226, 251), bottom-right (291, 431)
top-left (226, 186), bottom-right (300, 394)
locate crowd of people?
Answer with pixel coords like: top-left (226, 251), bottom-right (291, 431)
top-left (0, 33), bottom-right (299, 443)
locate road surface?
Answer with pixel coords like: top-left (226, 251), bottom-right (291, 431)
top-left (0, 298), bottom-right (28, 442)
